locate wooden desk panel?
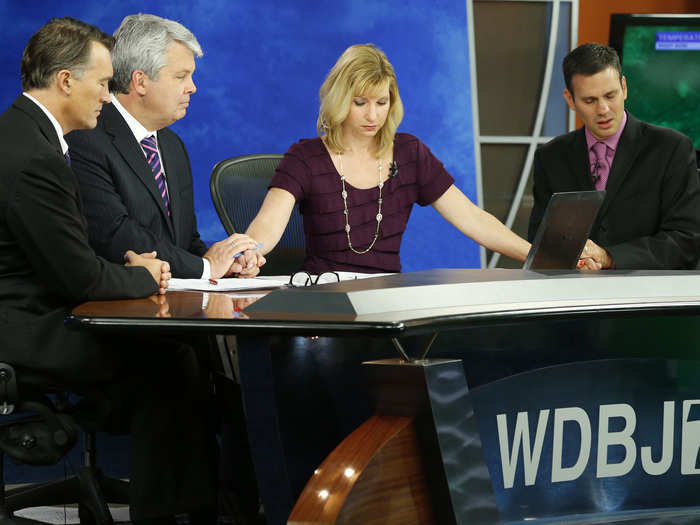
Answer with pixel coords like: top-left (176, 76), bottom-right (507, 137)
top-left (288, 415), bottom-right (434, 525)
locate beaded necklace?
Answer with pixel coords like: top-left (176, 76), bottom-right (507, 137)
top-left (337, 153), bottom-right (384, 255)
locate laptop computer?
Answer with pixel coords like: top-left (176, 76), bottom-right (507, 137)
top-left (523, 190), bottom-right (605, 270)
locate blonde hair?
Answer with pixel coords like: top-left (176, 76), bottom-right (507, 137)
top-left (317, 44), bottom-right (404, 159)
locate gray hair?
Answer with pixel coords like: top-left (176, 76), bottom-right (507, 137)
top-left (110, 13), bottom-right (203, 94)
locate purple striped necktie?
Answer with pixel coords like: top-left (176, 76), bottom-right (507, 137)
top-left (140, 135), bottom-right (170, 215)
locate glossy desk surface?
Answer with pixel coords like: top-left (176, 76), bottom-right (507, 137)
top-left (68, 268), bottom-right (700, 336)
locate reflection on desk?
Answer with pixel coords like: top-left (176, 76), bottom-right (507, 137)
top-left (202, 293), bottom-right (263, 319)
top-left (70, 290), bottom-right (267, 319)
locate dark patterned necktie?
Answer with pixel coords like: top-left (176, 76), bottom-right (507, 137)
top-left (64, 150), bottom-right (71, 166)
top-left (140, 135), bottom-right (170, 215)
top-left (591, 141), bottom-right (610, 191)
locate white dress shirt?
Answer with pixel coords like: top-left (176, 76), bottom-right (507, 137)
top-left (22, 92), bottom-right (68, 155)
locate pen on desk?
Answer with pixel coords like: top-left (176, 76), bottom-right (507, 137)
top-left (208, 278), bottom-right (218, 285)
top-left (233, 243), bottom-right (264, 259)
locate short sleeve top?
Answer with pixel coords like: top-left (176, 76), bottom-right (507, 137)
top-left (269, 132), bottom-right (454, 274)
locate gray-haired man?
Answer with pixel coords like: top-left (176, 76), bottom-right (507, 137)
top-left (67, 13), bottom-right (261, 280)
top-left (67, 14), bottom-right (263, 524)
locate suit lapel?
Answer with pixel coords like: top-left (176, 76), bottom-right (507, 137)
top-left (14, 95), bottom-right (63, 156)
top-left (101, 104), bottom-right (175, 239)
top-left (158, 132), bottom-right (181, 245)
top-left (571, 129), bottom-right (595, 191)
top-left (597, 113), bottom-right (642, 219)
top-left (14, 95), bottom-right (86, 216)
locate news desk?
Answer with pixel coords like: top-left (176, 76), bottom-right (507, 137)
top-left (69, 269), bottom-right (700, 525)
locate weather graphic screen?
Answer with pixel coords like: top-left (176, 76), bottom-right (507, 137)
top-left (622, 26), bottom-right (700, 149)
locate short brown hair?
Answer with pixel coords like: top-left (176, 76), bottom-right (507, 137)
top-left (563, 43), bottom-right (623, 98)
top-left (21, 17), bottom-right (114, 91)
top-left (318, 44), bottom-right (404, 159)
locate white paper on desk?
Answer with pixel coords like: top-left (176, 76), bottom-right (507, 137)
top-left (296, 271), bottom-right (395, 284)
top-left (335, 271), bottom-right (394, 280)
top-left (169, 277), bottom-right (288, 292)
top-left (170, 272), bottom-right (393, 291)
top-left (225, 293), bottom-right (267, 299)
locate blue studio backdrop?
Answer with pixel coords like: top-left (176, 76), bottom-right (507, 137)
top-left (0, 0), bottom-right (479, 271)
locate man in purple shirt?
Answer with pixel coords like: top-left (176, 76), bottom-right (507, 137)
top-left (529, 43), bottom-right (700, 269)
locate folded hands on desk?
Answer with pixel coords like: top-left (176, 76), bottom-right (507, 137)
top-left (125, 250), bottom-right (171, 294)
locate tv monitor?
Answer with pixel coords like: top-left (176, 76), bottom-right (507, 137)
top-left (609, 14), bottom-right (700, 165)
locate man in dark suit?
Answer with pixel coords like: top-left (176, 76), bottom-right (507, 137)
top-left (528, 43), bottom-right (700, 269)
top-left (0, 18), bottom-right (217, 525)
top-left (67, 14), bottom-right (262, 279)
top-left (67, 16), bottom-right (264, 524)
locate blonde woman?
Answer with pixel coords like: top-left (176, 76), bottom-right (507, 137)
top-left (246, 44), bottom-right (530, 274)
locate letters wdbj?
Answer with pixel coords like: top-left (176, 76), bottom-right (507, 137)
top-left (496, 400), bottom-right (700, 489)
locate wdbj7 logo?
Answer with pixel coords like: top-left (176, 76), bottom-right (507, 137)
top-left (496, 400), bottom-right (700, 489)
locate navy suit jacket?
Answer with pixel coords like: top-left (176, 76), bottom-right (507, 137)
top-left (528, 113), bottom-right (700, 269)
top-left (0, 95), bottom-right (156, 379)
top-left (66, 102), bottom-right (207, 278)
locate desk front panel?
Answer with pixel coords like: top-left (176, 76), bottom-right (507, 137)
top-left (236, 313), bottom-right (700, 523)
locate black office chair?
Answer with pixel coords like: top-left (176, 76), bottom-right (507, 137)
top-left (0, 363), bottom-right (127, 525)
top-left (210, 154), bottom-right (306, 276)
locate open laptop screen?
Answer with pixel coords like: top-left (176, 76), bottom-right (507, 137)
top-left (523, 191), bottom-right (605, 270)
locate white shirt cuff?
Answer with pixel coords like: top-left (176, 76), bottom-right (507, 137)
top-left (201, 257), bottom-right (211, 280)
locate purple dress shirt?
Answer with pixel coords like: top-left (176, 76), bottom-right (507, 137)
top-left (585, 111), bottom-right (628, 189)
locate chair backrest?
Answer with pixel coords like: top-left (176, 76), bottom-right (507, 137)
top-left (210, 154), bottom-right (306, 276)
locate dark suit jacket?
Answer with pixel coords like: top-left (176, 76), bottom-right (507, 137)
top-left (528, 113), bottom-right (700, 269)
top-left (66, 103), bottom-right (207, 278)
top-left (0, 95), bottom-right (156, 380)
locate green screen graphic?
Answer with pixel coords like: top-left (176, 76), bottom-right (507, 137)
top-left (623, 26), bottom-right (700, 149)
